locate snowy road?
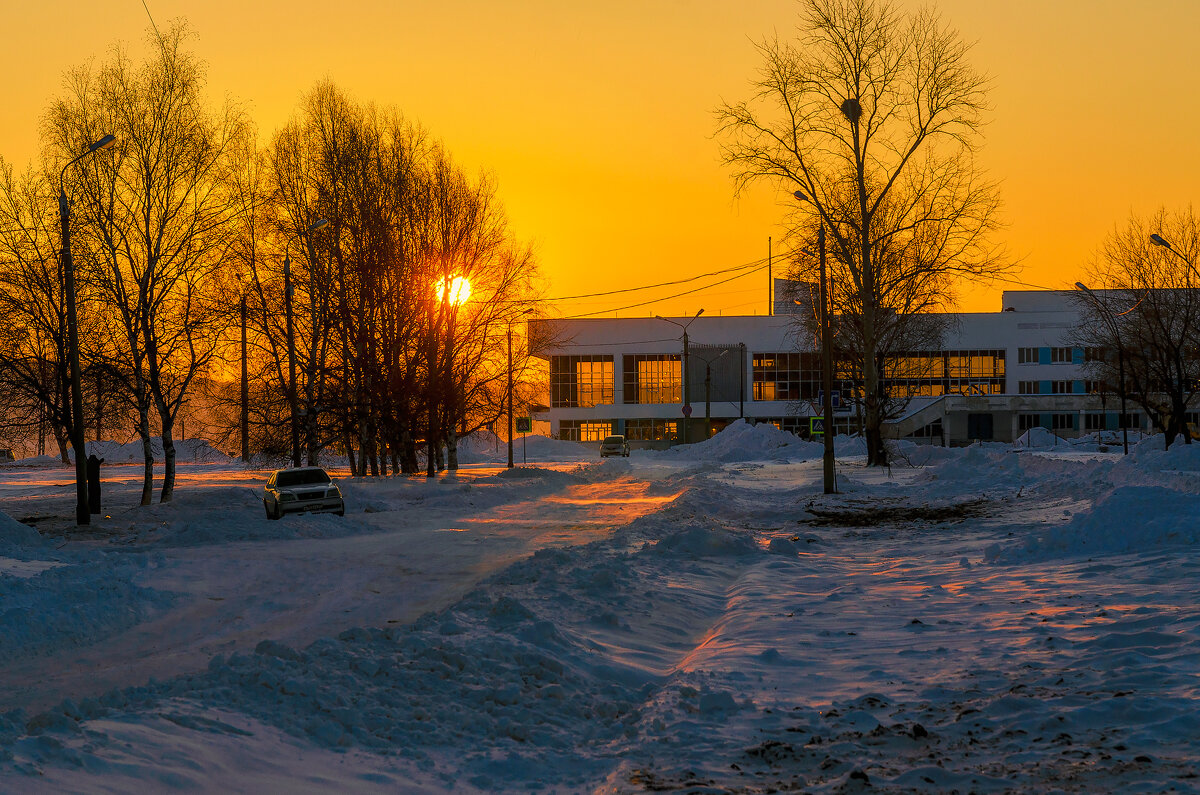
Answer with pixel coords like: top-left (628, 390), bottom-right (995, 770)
top-left (2, 427), bottom-right (1200, 793)
top-left (0, 462), bottom-right (677, 714)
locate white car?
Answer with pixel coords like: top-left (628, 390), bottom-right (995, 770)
top-left (263, 466), bottom-right (344, 520)
top-left (599, 435), bottom-right (630, 457)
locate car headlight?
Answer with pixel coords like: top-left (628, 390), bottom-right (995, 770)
top-left (326, 486), bottom-right (341, 498)
top-left (280, 492), bottom-right (296, 502)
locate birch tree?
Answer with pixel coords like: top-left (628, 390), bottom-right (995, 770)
top-left (45, 22), bottom-right (249, 501)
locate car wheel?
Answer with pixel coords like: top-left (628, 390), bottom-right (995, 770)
top-left (336, 508), bottom-right (345, 517)
top-left (266, 502), bottom-right (279, 521)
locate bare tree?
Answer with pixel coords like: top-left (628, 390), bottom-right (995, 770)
top-left (1074, 208), bottom-right (1200, 449)
top-left (717, 0), bottom-right (1003, 464)
top-left (0, 160), bottom-right (79, 462)
top-left (44, 22), bottom-right (250, 502)
top-left (260, 83), bottom-right (540, 476)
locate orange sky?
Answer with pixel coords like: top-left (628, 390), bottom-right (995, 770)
top-left (3, 1), bottom-right (1198, 317)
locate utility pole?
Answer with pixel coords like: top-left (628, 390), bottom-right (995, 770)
top-left (655, 310), bottom-right (704, 445)
top-left (58, 133), bottom-right (116, 526)
top-left (701, 349), bottom-right (730, 440)
top-left (60, 184), bottom-right (89, 525)
top-left (283, 219), bottom-right (328, 469)
top-left (507, 325), bottom-right (514, 468)
top-left (767, 236), bottom-right (773, 316)
top-left (240, 293), bottom-right (249, 462)
top-left (682, 326), bottom-right (691, 443)
top-left (284, 254), bottom-right (300, 468)
top-left (739, 343), bottom-right (746, 420)
top-left (819, 224), bottom-right (836, 494)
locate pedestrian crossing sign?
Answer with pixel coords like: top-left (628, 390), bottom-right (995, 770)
top-left (809, 416), bottom-right (825, 435)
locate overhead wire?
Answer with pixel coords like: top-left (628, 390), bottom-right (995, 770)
top-left (560, 260), bottom-right (778, 318)
top-left (542, 254), bottom-right (771, 302)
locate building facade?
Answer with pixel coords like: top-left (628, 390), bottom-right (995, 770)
top-left (532, 291), bottom-right (1161, 447)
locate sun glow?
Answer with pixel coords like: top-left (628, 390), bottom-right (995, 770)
top-left (439, 276), bottom-right (472, 306)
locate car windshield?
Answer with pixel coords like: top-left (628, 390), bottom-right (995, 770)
top-left (603, 436), bottom-right (623, 444)
top-left (275, 469), bottom-right (331, 487)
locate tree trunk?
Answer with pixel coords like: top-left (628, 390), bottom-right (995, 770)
top-left (367, 432), bottom-right (379, 477)
top-left (400, 427), bottom-right (418, 474)
top-left (344, 427), bottom-right (358, 477)
top-left (160, 417), bottom-right (177, 503)
top-left (138, 409), bottom-right (154, 507)
top-left (54, 426), bottom-right (70, 464)
top-left (447, 425), bottom-right (459, 470)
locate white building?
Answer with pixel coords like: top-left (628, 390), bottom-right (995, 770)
top-left (531, 290), bottom-right (1152, 447)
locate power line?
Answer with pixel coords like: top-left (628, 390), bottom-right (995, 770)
top-left (544, 254), bottom-right (772, 302)
top-left (562, 261), bottom-right (773, 318)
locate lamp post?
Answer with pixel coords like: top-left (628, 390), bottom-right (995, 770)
top-left (507, 309), bottom-right (533, 468)
top-left (240, 285), bottom-right (250, 463)
top-left (60, 133), bottom-right (116, 526)
top-left (1075, 282), bottom-right (1134, 455)
top-left (1151, 233), bottom-right (1198, 277)
top-left (283, 217), bottom-right (329, 468)
top-left (794, 190), bottom-right (836, 494)
top-left (654, 309), bottom-right (704, 444)
top-left (695, 348), bottom-right (730, 440)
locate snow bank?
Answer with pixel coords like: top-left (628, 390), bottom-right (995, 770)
top-left (990, 485), bottom-right (1200, 562)
top-left (13, 438), bottom-right (232, 466)
top-left (0, 512), bottom-right (45, 554)
top-left (661, 419), bottom-right (823, 463)
top-left (0, 552), bottom-right (173, 664)
top-left (455, 432), bottom-right (593, 464)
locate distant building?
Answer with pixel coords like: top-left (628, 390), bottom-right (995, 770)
top-left (530, 291), bottom-right (1163, 447)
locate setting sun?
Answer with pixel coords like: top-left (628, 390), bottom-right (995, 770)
top-left (439, 276), bottom-right (471, 306)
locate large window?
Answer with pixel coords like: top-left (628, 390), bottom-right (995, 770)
top-left (1018, 347), bottom-right (1038, 364)
top-left (557, 420), bottom-right (614, 442)
top-left (884, 349), bottom-right (1006, 396)
top-left (1050, 347), bottom-right (1073, 364)
top-left (623, 355), bottom-right (681, 404)
top-left (550, 355), bottom-right (614, 408)
top-left (624, 418), bottom-right (678, 441)
top-left (753, 352), bottom-right (823, 401)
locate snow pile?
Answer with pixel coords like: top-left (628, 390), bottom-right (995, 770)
top-left (990, 485), bottom-right (1200, 562)
top-left (455, 432), bottom-right (593, 465)
top-left (663, 419), bottom-right (822, 463)
top-left (1013, 426), bottom-right (1065, 448)
top-left (1121, 434), bottom-right (1200, 473)
top-left (14, 438), bottom-right (232, 466)
top-left (0, 553), bottom-right (173, 664)
top-left (0, 512), bottom-right (45, 555)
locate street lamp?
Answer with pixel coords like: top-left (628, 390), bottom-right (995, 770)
top-left (793, 190), bottom-right (836, 494)
top-left (508, 308), bottom-right (534, 468)
top-left (1074, 282), bottom-right (1135, 455)
top-left (654, 309), bottom-right (704, 444)
top-left (1150, 233), bottom-right (1197, 274)
top-left (696, 348), bottom-right (730, 440)
top-left (59, 133), bottom-right (116, 526)
top-left (283, 217), bottom-right (329, 467)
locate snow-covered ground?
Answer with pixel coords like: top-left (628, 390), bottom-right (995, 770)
top-left (2, 425), bottom-right (1199, 792)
